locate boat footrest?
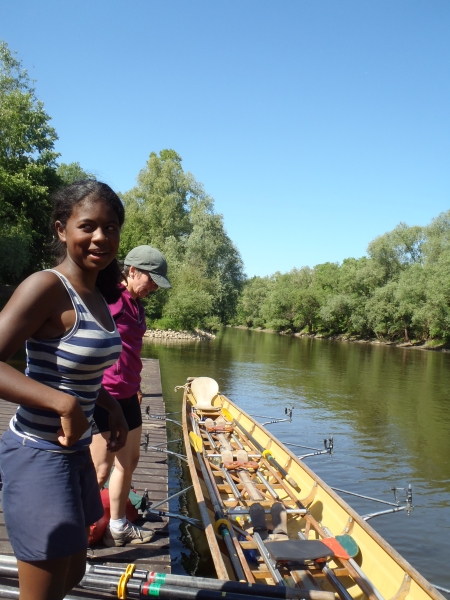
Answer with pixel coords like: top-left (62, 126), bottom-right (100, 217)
top-left (265, 540), bottom-right (333, 562)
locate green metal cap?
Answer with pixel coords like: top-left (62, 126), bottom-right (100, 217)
top-left (123, 245), bottom-right (172, 288)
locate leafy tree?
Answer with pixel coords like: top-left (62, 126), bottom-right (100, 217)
top-left (121, 150), bottom-right (245, 329)
top-left (411, 211), bottom-right (450, 340)
top-left (420, 246), bottom-right (450, 340)
top-left (0, 41), bottom-right (60, 282)
top-left (292, 269), bottom-right (322, 334)
top-left (56, 162), bottom-right (95, 186)
top-left (339, 257), bottom-right (383, 298)
top-left (232, 220), bottom-right (438, 341)
top-left (0, 222), bottom-right (32, 283)
top-left (235, 276), bottom-right (270, 327)
top-left (319, 293), bottom-right (355, 333)
top-left (259, 268), bottom-right (321, 333)
top-left (185, 196), bottom-right (244, 324)
top-left (422, 210), bottom-right (450, 264)
top-left (260, 271), bottom-right (299, 331)
top-left (395, 265), bottom-right (427, 341)
top-left (367, 222), bottom-right (424, 283)
top-left (333, 257), bottom-right (385, 335)
top-left (308, 262), bottom-right (341, 331)
top-left (312, 262), bottom-right (340, 296)
top-left (120, 150), bottom-right (193, 253)
top-left (160, 262), bottom-right (215, 330)
top-left (364, 281), bottom-right (399, 339)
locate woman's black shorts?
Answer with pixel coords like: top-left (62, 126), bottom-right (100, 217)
top-left (92, 393), bottom-right (142, 434)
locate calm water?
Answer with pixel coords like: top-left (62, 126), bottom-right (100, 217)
top-left (142, 327), bottom-right (450, 591)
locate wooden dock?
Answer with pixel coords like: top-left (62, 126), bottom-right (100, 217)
top-left (0, 358), bottom-right (170, 598)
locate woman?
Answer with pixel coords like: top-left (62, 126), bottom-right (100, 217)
top-left (90, 245), bottom-right (171, 546)
top-left (0, 180), bottom-right (128, 600)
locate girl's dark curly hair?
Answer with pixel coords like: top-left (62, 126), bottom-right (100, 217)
top-left (50, 180), bottom-right (125, 302)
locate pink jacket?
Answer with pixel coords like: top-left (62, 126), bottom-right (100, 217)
top-left (102, 286), bottom-right (147, 399)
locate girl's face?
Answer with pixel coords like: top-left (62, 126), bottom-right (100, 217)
top-left (56, 197), bottom-right (121, 271)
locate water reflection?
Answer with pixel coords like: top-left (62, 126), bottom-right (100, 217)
top-left (143, 327), bottom-right (450, 589)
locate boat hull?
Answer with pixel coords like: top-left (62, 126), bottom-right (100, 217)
top-left (181, 379), bottom-right (444, 600)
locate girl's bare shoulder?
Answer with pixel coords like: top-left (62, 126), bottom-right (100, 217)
top-left (0, 271), bottom-right (70, 359)
top-left (14, 270), bottom-right (66, 300)
top-left (1, 271), bottom-right (68, 323)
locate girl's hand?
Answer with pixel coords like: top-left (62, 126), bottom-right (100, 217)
top-left (107, 405), bottom-right (129, 452)
top-left (137, 390), bottom-right (143, 404)
top-left (57, 397), bottom-right (91, 447)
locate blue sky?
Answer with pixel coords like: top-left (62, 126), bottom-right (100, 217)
top-left (2, 1), bottom-right (449, 277)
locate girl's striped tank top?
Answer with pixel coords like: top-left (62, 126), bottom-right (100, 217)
top-left (10, 269), bottom-right (122, 452)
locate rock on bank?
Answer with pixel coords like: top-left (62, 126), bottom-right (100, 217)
top-left (143, 329), bottom-right (215, 341)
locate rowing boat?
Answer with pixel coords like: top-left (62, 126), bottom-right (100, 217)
top-left (180, 376), bottom-right (445, 600)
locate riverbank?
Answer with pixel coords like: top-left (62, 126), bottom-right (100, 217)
top-left (143, 328), bottom-right (216, 341)
top-left (230, 325), bottom-right (450, 352)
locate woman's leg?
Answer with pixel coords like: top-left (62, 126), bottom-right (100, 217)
top-left (102, 425), bottom-right (153, 546)
top-left (91, 395), bottom-right (150, 546)
top-left (17, 548), bottom-right (87, 600)
top-left (90, 426), bottom-right (142, 515)
top-left (90, 431), bottom-right (115, 488)
top-left (109, 425), bottom-right (142, 519)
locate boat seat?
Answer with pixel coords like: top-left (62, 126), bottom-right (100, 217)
top-left (190, 377), bottom-right (220, 411)
top-left (264, 540), bottom-right (333, 562)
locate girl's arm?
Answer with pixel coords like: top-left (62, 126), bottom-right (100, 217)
top-left (96, 387), bottom-right (128, 452)
top-left (0, 272), bottom-right (90, 447)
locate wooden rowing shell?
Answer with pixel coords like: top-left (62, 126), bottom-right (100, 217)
top-left (180, 376), bottom-right (445, 600)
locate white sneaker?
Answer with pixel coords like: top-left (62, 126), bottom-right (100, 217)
top-left (103, 521), bottom-right (154, 547)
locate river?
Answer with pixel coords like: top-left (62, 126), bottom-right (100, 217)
top-left (142, 327), bottom-right (450, 591)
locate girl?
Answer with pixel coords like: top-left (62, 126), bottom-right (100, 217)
top-left (0, 180), bottom-right (128, 600)
top-left (90, 245), bottom-right (171, 546)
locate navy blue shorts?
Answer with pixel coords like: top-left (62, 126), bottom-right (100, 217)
top-left (0, 429), bottom-right (103, 562)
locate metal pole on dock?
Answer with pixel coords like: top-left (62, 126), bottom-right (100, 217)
top-left (82, 570), bottom-right (335, 600)
top-left (0, 584), bottom-right (83, 600)
top-left (0, 555), bottom-right (340, 600)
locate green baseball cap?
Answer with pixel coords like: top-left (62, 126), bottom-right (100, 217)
top-left (124, 245), bottom-right (172, 288)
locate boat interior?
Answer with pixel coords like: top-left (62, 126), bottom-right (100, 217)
top-left (181, 376), bottom-right (442, 600)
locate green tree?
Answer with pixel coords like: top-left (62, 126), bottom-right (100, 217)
top-left (258, 268), bottom-right (321, 333)
top-left (56, 162), bottom-right (96, 186)
top-left (320, 293), bottom-right (355, 333)
top-left (260, 271), bottom-right (299, 331)
top-left (0, 41), bottom-right (60, 282)
top-left (120, 150), bottom-right (193, 253)
top-left (308, 262), bottom-right (341, 331)
top-left (161, 262), bottom-right (216, 330)
top-left (292, 268), bottom-right (322, 333)
top-left (367, 222), bottom-right (424, 283)
top-left (232, 216), bottom-right (450, 343)
top-left (419, 247), bottom-right (450, 340)
top-left (184, 196), bottom-right (244, 324)
top-left (235, 276), bottom-right (270, 327)
top-left (121, 150), bottom-right (244, 329)
top-left (395, 264), bottom-right (427, 341)
top-left (334, 257), bottom-right (383, 335)
top-left (364, 281), bottom-right (399, 339)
